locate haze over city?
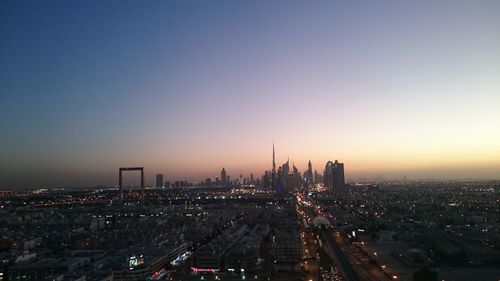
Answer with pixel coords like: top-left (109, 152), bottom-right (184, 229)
top-left (1, 0), bottom-right (500, 187)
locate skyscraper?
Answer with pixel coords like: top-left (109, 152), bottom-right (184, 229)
top-left (314, 170), bottom-right (322, 184)
top-left (323, 160), bottom-right (345, 191)
top-left (278, 158), bottom-right (290, 192)
top-left (291, 163), bottom-right (302, 189)
top-left (156, 174), bottom-right (164, 188)
top-left (272, 142), bottom-right (277, 188)
top-left (221, 168), bottom-right (227, 187)
top-left (305, 160), bottom-right (314, 185)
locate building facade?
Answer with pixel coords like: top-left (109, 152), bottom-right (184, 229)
top-left (155, 174), bottom-right (164, 188)
top-left (323, 160), bottom-right (345, 191)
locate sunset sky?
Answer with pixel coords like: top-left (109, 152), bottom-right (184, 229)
top-left (1, 1), bottom-right (500, 187)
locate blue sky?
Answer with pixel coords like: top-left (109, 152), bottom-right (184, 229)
top-left (1, 1), bottom-right (499, 187)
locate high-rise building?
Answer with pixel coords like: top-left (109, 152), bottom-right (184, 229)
top-left (250, 173), bottom-right (254, 184)
top-left (263, 170), bottom-right (272, 188)
top-left (277, 159), bottom-right (302, 192)
top-left (221, 168), bottom-right (227, 187)
top-left (323, 160), bottom-right (345, 191)
top-left (156, 174), bottom-right (164, 188)
top-left (290, 163), bottom-right (302, 189)
top-left (305, 160), bottom-right (314, 185)
top-left (272, 142), bottom-right (277, 188)
top-left (277, 159), bottom-right (290, 192)
top-left (314, 170), bottom-right (323, 184)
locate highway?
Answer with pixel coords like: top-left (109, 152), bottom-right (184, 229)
top-left (296, 190), bottom-right (366, 281)
top-left (320, 228), bottom-right (362, 281)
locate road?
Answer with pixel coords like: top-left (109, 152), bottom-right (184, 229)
top-left (320, 228), bottom-right (362, 281)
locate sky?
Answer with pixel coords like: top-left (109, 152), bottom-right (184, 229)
top-left (1, 1), bottom-right (500, 187)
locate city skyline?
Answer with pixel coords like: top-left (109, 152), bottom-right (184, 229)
top-left (1, 143), bottom-right (499, 188)
top-left (1, 1), bottom-right (500, 187)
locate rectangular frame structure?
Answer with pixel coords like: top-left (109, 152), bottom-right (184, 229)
top-left (119, 167), bottom-right (144, 202)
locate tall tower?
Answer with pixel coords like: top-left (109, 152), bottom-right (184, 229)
top-left (272, 142), bottom-right (277, 188)
top-left (272, 142), bottom-right (276, 174)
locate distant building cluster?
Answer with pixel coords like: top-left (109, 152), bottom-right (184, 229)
top-left (119, 144), bottom-right (346, 196)
top-left (263, 143), bottom-right (345, 194)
